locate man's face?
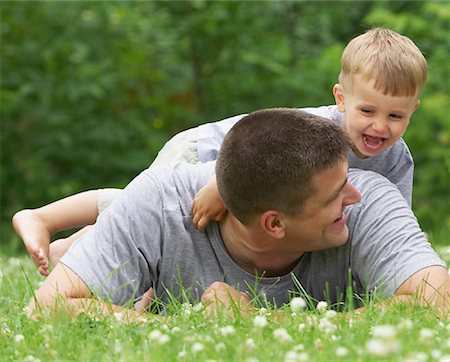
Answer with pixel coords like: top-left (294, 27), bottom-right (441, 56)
top-left (334, 76), bottom-right (419, 158)
top-left (283, 160), bottom-right (361, 251)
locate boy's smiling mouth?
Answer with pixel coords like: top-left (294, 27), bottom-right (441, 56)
top-left (362, 134), bottom-right (386, 152)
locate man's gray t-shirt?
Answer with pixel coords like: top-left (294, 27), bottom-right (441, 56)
top-left (61, 162), bottom-right (444, 309)
top-left (197, 105), bottom-right (414, 205)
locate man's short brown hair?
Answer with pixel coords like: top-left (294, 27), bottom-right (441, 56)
top-left (216, 108), bottom-right (350, 224)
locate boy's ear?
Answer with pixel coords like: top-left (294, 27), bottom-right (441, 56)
top-left (260, 211), bottom-right (285, 239)
top-left (414, 99), bottom-right (420, 112)
top-left (333, 84), bottom-right (346, 112)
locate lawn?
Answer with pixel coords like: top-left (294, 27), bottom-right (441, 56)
top-left (1, 246), bottom-right (449, 362)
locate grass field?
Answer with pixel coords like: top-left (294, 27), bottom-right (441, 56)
top-left (1, 245), bottom-right (449, 362)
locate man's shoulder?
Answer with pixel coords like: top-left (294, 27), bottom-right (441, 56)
top-left (348, 168), bottom-right (402, 198)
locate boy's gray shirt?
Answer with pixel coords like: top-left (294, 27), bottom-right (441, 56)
top-left (196, 105), bottom-right (414, 205)
top-left (61, 162), bottom-right (444, 309)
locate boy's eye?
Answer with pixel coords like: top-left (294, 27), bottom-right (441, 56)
top-left (361, 108), bottom-right (373, 114)
top-left (389, 114), bottom-right (402, 120)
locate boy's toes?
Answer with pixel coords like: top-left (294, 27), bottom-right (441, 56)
top-left (38, 264), bottom-right (49, 277)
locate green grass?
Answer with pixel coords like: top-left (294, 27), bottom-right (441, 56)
top-left (0, 246), bottom-right (449, 362)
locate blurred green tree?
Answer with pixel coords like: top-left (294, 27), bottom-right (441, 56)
top-left (1, 1), bottom-right (448, 254)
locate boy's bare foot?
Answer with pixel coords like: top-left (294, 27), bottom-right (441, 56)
top-left (12, 209), bottom-right (51, 276)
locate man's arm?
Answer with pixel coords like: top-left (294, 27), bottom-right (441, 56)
top-left (201, 281), bottom-right (254, 318)
top-left (394, 265), bottom-right (449, 315)
top-left (27, 263), bottom-right (146, 323)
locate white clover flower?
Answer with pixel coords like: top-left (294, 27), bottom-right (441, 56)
top-left (246, 358), bottom-right (259, 362)
top-left (171, 326), bottom-right (181, 334)
top-left (431, 349), bottom-right (442, 359)
top-left (306, 315), bottom-right (318, 326)
top-left (253, 315), bottom-right (268, 328)
top-left (324, 310), bottom-right (337, 319)
top-left (273, 328), bottom-right (292, 343)
top-left (258, 307), bottom-right (270, 315)
top-left (9, 257), bottom-right (21, 267)
top-left (316, 301), bottom-right (328, 313)
top-left (285, 350), bottom-right (308, 362)
top-left (366, 338), bottom-right (400, 356)
top-left (24, 356), bottom-right (40, 362)
top-left (412, 351), bottom-right (428, 362)
top-left (114, 340), bottom-right (122, 354)
top-left (15, 334), bottom-right (24, 343)
top-left (293, 344), bottom-right (305, 351)
top-left (245, 338), bottom-right (256, 349)
top-left (215, 342), bottom-right (226, 351)
top-left (193, 303), bottom-right (203, 312)
top-left (335, 346), bottom-right (348, 357)
top-left (438, 355), bottom-right (450, 362)
top-left (314, 339), bottom-right (324, 351)
top-left (397, 318), bottom-right (413, 331)
top-left (290, 297), bottom-right (307, 313)
top-left (220, 325), bottom-right (235, 336)
top-left (318, 317), bottom-right (337, 334)
top-left (419, 328), bottom-right (434, 343)
top-left (192, 342), bottom-right (204, 353)
top-left (178, 350), bottom-right (187, 359)
top-left (113, 312), bottom-right (124, 321)
top-left (298, 323), bottom-right (306, 331)
top-left (297, 352), bottom-right (309, 361)
top-left (149, 329), bottom-right (163, 341)
top-left (372, 324), bottom-right (397, 339)
top-left (158, 334), bottom-right (170, 345)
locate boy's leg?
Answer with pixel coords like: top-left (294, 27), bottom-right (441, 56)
top-left (49, 225), bottom-right (93, 268)
top-left (12, 190), bottom-right (99, 276)
top-left (151, 127), bottom-right (199, 166)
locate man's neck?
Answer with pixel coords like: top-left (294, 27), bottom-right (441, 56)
top-left (218, 214), bottom-right (303, 277)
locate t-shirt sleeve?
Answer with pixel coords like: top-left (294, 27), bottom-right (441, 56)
top-left (384, 139), bottom-right (414, 207)
top-left (61, 168), bottom-right (165, 306)
top-left (347, 171), bottom-right (445, 298)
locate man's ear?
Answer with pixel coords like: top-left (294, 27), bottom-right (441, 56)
top-left (333, 84), bottom-right (346, 113)
top-left (260, 210), bottom-right (285, 239)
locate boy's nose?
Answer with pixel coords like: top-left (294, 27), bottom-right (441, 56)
top-left (371, 117), bottom-right (389, 134)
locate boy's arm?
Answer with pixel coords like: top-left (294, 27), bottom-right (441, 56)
top-left (192, 175), bottom-right (227, 231)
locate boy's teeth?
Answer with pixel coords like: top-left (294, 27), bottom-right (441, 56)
top-left (363, 135), bottom-right (384, 150)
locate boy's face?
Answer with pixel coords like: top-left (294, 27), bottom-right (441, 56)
top-left (333, 76), bottom-right (420, 158)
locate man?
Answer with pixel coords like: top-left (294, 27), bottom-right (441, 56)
top-left (28, 109), bottom-right (448, 318)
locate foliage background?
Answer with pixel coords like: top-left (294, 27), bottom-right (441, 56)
top-left (1, 0), bottom-right (449, 253)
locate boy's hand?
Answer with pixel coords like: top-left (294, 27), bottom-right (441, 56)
top-left (192, 176), bottom-right (227, 231)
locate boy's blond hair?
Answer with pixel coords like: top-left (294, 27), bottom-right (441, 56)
top-left (339, 27), bottom-right (427, 97)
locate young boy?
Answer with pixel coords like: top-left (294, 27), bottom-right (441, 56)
top-left (12, 27), bottom-right (426, 277)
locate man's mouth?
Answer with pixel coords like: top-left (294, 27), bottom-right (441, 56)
top-left (334, 212), bottom-right (344, 223)
top-left (362, 135), bottom-right (386, 152)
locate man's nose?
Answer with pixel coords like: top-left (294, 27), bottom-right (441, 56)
top-left (343, 182), bottom-right (361, 206)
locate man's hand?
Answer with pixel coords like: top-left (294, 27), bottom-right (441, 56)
top-left (395, 265), bottom-right (449, 317)
top-left (201, 281), bottom-right (253, 317)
